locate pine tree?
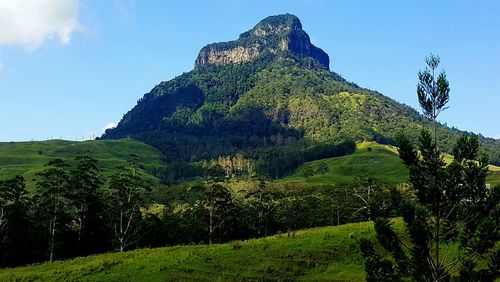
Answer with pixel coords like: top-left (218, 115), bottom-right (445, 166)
top-left (361, 55), bottom-right (499, 281)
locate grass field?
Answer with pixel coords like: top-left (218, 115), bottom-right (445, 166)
top-left (276, 141), bottom-right (500, 187)
top-left (0, 221), bottom-right (381, 281)
top-left (1, 217), bottom-right (487, 282)
top-left (0, 139), bottom-right (166, 189)
top-left (276, 142), bottom-right (408, 187)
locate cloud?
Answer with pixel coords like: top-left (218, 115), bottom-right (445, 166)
top-left (103, 122), bottom-right (117, 133)
top-left (0, 61), bottom-right (3, 72)
top-left (0, 0), bottom-right (81, 51)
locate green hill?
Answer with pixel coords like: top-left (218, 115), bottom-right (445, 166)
top-left (0, 221), bottom-right (380, 281)
top-left (0, 139), bottom-right (165, 188)
top-left (276, 141), bottom-right (500, 187)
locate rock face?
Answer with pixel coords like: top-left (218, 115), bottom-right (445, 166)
top-left (195, 14), bottom-right (330, 70)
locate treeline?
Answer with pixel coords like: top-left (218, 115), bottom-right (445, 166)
top-left (0, 154), bottom-right (383, 268)
top-left (158, 141), bottom-right (356, 184)
top-left (0, 155), bottom-right (150, 266)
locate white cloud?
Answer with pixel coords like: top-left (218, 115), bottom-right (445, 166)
top-left (0, 61), bottom-right (3, 72)
top-left (103, 122), bottom-right (117, 133)
top-left (0, 0), bottom-right (81, 51)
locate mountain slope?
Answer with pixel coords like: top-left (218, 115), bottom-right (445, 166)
top-left (101, 14), bottom-right (500, 165)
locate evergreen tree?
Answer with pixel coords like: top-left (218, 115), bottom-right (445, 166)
top-left (361, 55), bottom-right (499, 281)
top-left (34, 159), bottom-right (71, 262)
top-left (67, 155), bottom-right (106, 255)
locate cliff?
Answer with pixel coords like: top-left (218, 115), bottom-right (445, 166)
top-left (195, 14), bottom-right (330, 70)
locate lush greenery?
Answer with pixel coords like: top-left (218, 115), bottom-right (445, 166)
top-left (277, 141), bottom-right (500, 187)
top-left (0, 139), bottom-right (165, 189)
top-left (0, 221), bottom-right (386, 281)
top-left (101, 28), bottom-right (500, 166)
top-left (361, 55), bottom-right (500, 281)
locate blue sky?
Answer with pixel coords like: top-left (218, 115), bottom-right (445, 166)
top-left (0, 0), bottom-right (498, 141)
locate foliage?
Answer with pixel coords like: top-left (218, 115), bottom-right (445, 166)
top-left (0, 221), bottom-right (379, 281)
top-left (100, 45), bottom-right (500, 166)
top-left (102, 155), bottom-right (152, 252)
top-left (362, 55), bottom-right (499, 281)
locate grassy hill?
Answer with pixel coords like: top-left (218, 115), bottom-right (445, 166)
top-left (0, 221), bottom-right (380, 281)
top-left (276, 141), bottom-right (500, 187)
top-left (0, 139), bottom-right (166, 189)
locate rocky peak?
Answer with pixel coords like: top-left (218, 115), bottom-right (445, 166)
top-left (195, 14), bottom-right (330, 70)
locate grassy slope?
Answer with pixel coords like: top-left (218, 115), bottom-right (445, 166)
top-left (0, 139), bottom-right (165, 189)
top-left (277, 141), bottom-right (500, 187)
top-left (0, 221), bottom-right (379, 281)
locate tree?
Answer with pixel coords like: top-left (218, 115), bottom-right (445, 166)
top-left (316, 162), bottom-right (329, 178)
top-left (302, 166), bottom-right (315, 179)
top-left (351, 178), bottom-right (391, 221)
top-left (196, 183), bottom-right (235, 244)
top-left (361, 55), bottom-right (499, 281)
top-left (417, 54), bottom-right (450, 142)
top-left (0, 176), bottom-right (32, 267)
top-left (243, 179), bottom-right (277, 237)
top-left (102, 154), bottom-right (151, 252)
top-left (35, 159), bottom-right (71, 262)
top-left (0, 176), bottom-right (27, 241)
top-left (67, 155), bottom-right (105, 255)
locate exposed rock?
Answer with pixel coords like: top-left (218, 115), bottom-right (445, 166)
top-left (195, 14), bottom-right (330, 70)
top-left (196, 45), bottom-right (260, 66)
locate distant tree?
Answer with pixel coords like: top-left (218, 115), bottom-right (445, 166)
top-left (243, 179), bottom-right (277, 237)
top-left (196, 183), bottom-right (235, 244)
top-left (302, 166), bottom-right (315, 179)
top-left (316, 162), bottom-right (329, 178)
top-left (351, 178), bottom-right (390, 221)
top-left (35, 159), bottom-right (71, 262)
top-left (102, 154), bottom-right (151, 252)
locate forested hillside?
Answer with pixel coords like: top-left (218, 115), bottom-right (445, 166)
top-left (101, 14), bottom-right (500, 168)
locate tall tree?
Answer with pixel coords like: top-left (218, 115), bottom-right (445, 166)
top-left (243, 179), bottom-right (277, 237)
top-left (67, 155), bottom-right (105, 255)
top-left (196, 183), bottom-right (235, 244)
top-left (361, 55), bottom-right (499, 281)
top-left (0, 176), bottom-right (27, 242)
top-left (417, 54), bottom-right (450, 142)
top-left (35, 159), bottom-right (71, 262)
top-left (0, 176), bottom-right (33, 267)
top-left (102, 154), bottom-right (151, 252)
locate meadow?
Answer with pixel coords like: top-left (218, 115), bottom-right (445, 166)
top-left (0, 221), bottom-right (382, 281)
top-left (0, 139), bottom-right (165, 189)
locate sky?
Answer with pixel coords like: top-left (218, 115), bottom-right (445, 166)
top-left (0, 0), bottom-right (499, 141)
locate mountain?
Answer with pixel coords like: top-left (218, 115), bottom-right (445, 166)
top-left (101, 14), bottom-right (500, 166)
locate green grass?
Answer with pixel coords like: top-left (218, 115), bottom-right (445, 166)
top-left (0, 139), bottom-right (166, 189)
top-left (276, 142), bottom-right (408, 187)
top-left (0, 221), bottom-right (379, 281)
top-left (276, 141), bottom-right (500, 187)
